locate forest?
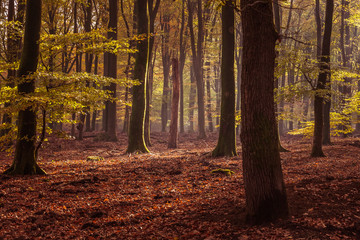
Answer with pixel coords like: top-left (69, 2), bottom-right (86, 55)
top-left (0, 0), bottom-right (359, 238)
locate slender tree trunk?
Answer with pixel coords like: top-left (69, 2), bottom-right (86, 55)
top-left (103, 0), bottom-right (118, 141)
top-left (4, 0), bottom-right (46, 175)
top-left (168, 59), bottom-right (180, 148)
top-left (188, 66), bottom-right (196, 132)
top-left (179, 0), bottom-right (186, 133)
top-left (212, 0), bottom-right (236, 157)
top-left (120, 0), bottom-right (132, 135)
top-left (205, 62), bottom-right (213, 132)
top-left (311, 0), bottom-right (334, 157)
top-left (188, 0), bottom-right (206, 139)
top-left (126, 0), bottom-right (149, 153)
top-left (241, 0), bottom-right (288, 223)
top-left (145, 0), bottom-right (160, 145)
top-left (160, 13), bottom-right (171, 132)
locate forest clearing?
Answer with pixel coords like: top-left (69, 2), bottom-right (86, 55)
top-left (0, 133), bottom-right (359, 239)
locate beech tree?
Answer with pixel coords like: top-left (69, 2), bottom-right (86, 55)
top-left (4, 0), bottom-right (46, 175)
top-left (311, 0), bottom-right (334, 157)
top-left (240, 0), bottom-right (288, 223)
top-left (212, 0), bottom-right (236, 157)
top-left (103, 0), bottom-right (118, 141)
top-left (126, 0), bottom-right (149, 153)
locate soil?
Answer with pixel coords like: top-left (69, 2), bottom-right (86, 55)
top-left (0, 132), bottom-right (359, 239)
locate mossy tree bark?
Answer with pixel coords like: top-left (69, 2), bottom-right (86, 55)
top-left (4, 0), bottom-right (45, 175)
top-left (103, 0), bottom-right (118, 141)
top-left (311, 0), bottom-right (334, 157)
top-left (240, 0), bottom-right (288, 224)
top-left (212, 0), bottom-right (236, 157)
top-left (126, 0), bottom-right (149, 154)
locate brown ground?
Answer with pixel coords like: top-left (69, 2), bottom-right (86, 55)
top-left (0, 132), bottom-right (359, 239)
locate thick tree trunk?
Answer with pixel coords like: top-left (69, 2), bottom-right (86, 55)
top-left (168, 59), bottom-right (180, 148)
top-left (103, 0), bottom-right (118, 141)
top-left (126, 0), bottom-right (149, 154)
top-left (4, 0), bottom-right (45, 175)
top-left (212, 0), bottom-right (236, 157)
top-left (241, 0), bottom-right (288, 223)
top-left (311, 0), bottom-right (334, 157)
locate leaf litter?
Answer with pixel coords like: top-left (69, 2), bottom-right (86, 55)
top-left (0, 132), bottom-right (359, 239)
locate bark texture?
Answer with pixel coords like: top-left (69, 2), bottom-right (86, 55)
top-left (4, 0), bottom-right (45, 175)
top-left (126, 0), bottom-right (149, 154)
top-left (168, 59), bottom-right (180, 149)
top-left (240, 0), bottom-right (288, 224)
top-left (103, 0), bottom-right (118, 141)
top-left (311, 0), bottom-right (334, 157)
top-left (212, 0), bottom-right (236, 157)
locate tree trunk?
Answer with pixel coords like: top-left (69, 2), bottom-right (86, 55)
top-left (188, 66), bottom-right (196, 132)
top-left (103, 0), bottom-right (118, 141)
top-left (4, 0), bottom-right (46, 175)
top-left (179, 0), bottom-right (186, 133)
top-left (212, 0), bottom-right (236, 157)
top-left (205, 62), bottom-right (213, 132)
top-left (144, 0), bottom-right (160, 145)
top-left (240, 0), bottom-right (288, 223)
top-left (188, 0), bottom-right (206, 139)
top-left (311, 0), bottom-right (334, 157)
top-left (160, 13), bottom-right (171, 132)
top-left (126, 0), bottom-right (149, 154)
top-left (168, 59), bottom-right (180, 148)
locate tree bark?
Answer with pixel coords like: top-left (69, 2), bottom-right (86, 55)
top-left (212, 0), bottom-right (236, 157)
top-left (103, 0), bottom-right (118, 141)
top-left (4, 0), bottom-right (46, 175)
top-left (160, 13), bottom-right (171, 132)
top-left (188, 66), bottom-right (196, 132)
top-left (168, 59), bottom-right (180, 148)
top-left (126, 0), bottom-right (149, 154)
top-left (179, 0), bottom-right (186, 133)
top-left (311, 0), bottom-right (334, 157)
top-left (188, 0), bottom-right (206, 139)
top-left (241, 0), bottom-right (288, 224)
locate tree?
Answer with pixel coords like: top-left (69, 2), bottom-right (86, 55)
top-left (311, 0), bottom-right (334, 157)
top-left (187, 0), bottom-right (206, 139)
top-left (103, 0), bottom-right (118, 141)
top-left (212, 0), bottom-right (236, 157)
top-left (126, 0), bottom-right (149, 154)
top-left (168, 58), bottom-right (180, 148)
top-left (240, 0), bottom-right (288, 224)
top-left (4, 0), bottom-right (46, 175)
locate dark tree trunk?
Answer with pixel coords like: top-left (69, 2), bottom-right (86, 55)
top-left (4, 0), bottom-right (46, 175)
top-left (212, 0), bottom-right (236, 157)
top-left (126, 0), bottom-right (149, 153)
top-left (168, 59), bottom-right (180, 148)
top-left (240, 0), bottom-right (288, 224)
top-left (311, 0), bottom-right (334, 157)
top-left (188, 0), bottom-right (206, 139)
top-left (103, 0), bottom-right (118, 141)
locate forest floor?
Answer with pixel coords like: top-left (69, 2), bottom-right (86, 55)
top-left (0, 132), bottom-right (359, 239)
